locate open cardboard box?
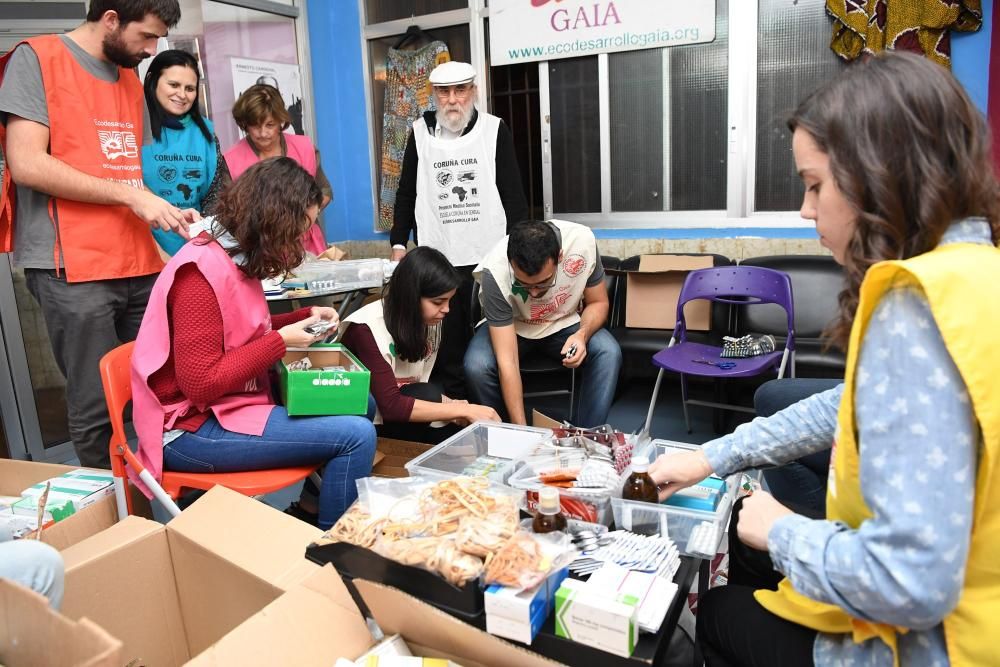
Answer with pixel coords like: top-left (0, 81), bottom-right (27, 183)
top-left (0, 459), bottom-right (150, 550)
top-left (623, 255), bottom-right (714, 331)
top-left (187, 565), bottom-right (561, 667)
top-left (372, 437), bottom-right (432, 478)
top-left (59, 486), bottom-right (322, 667)
top-left (0, 579), bottom-right (122, 667)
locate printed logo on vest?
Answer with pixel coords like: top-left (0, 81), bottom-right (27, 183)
top-left (436, 170), bottom-right (454, 188)
top-left (99, 130), bottom-right (138, 160)
top-left (562, 253), bottom-right (587, 278)
top-left (158, 166), bottom-right (178, 183)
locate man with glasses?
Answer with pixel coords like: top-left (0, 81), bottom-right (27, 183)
top-left (390, 61), bottom-right (528, 399)
top-left (465, 219), bottom-right (621, 426)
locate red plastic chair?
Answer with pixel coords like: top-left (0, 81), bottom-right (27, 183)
top-left (100, 341), bottom-right (319, 519)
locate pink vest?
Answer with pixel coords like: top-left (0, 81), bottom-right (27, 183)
top-left (224, 135), bottom-right (326, 255)
top-left (130, 235), bottom-right (275, 495)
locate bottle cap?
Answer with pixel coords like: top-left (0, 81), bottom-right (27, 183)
top-left (631, 455), bottom-right (650, 473)
top-left (538, 486), bottom-right (561, 514)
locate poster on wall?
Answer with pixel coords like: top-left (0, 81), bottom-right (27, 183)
top-left (489, 0), bottom-right (716, 66)
top-left (230, 57), bottom-right (304, 135)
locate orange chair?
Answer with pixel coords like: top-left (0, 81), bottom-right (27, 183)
top-left (100, 341), bottom-right (320, 519)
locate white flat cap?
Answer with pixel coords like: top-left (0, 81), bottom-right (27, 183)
top-left (429, 61), bottom-right (476, 86)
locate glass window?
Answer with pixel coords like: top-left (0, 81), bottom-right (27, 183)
top-left (549, 56), bottom-right (601, 214)
top-left (365, 0), bottom-right (466, 25)
top-left (608, 0), bottom-right (728, 212)
top-left (755, 0), bottom-right (845, 211)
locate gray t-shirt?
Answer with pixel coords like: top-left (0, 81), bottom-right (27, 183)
top-left (481, 223), bottom-right (605, 327)
top-left (0, 36), bottom-right (152, 268)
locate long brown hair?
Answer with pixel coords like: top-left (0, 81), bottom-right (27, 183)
top-left (789, 51), bottom-right (1000, 350)
top-left (208, 157), bottom-right (321, 279)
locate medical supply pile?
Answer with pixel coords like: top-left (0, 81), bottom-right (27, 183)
top-left (0, 468), bottom-right (114, 538)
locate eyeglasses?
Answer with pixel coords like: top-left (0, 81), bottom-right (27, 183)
top-left (433, 83), bottom-right (474, 100)
top-left (511, 272), bottom-right (557, 295)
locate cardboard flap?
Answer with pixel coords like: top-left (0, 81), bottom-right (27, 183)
top-left (166, 486), bottom-right (321, 590)
top-left (532, 410), bottom-right (562, 429)
top-left (184, 566), bottom-right (374, 666)
top-left (60, 515), bottom-right (164, 568)
top-left (354, 580), bottom-right (562, 667)
top-left (0, 580), bottom-right (123, 667)
top-left (636, 254), bottom-right (714, 273)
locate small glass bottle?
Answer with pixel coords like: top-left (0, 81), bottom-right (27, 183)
top-left (532, 486), bottom-right (567, 534)
top-left (622, 456), bottom-right (659, 503)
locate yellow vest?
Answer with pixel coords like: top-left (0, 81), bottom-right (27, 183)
top-left (755, 242), bottom-right (1000, 666)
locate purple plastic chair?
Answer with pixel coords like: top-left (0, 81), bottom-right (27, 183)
top-left (642, 266), bottom-right (795, 434)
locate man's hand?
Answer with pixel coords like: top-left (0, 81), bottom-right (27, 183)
top-left (648, 449), bottom-right (714, 501)
top-left (560, 331), bottom-right (588, 369)
top-left (391, 247), bottom-right (406, 262)
top-left (736, 491), bottom-right (794, 551)
top-left (127, 190), bottom-right (195, 239)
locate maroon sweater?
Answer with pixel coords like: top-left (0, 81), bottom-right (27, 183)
top-left (147, 263), bottom-right (310, 432)
top-left (340, 323), bottom-right (415, 422)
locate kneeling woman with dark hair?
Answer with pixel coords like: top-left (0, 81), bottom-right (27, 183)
top-left (131, 157), bottom-right (376, 529)
top-left (342, 246), bottom-right (500, 443)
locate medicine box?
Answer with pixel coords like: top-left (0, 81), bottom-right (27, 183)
top-left (554, 578), bottom-right (638, 658)
top-left (485, 599), bottom-right (548, 645)
top-left (279, 344), bottom-right (371, 416)
top-left (662, 476), bottom-right (726, 512)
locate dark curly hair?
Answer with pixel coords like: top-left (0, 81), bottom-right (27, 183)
top-left (207, 157), bottom-right (321, 280)
top-left (789, 51), bottom-right (1000, 350)
top-left (87, 0), bottom-right (180, 27)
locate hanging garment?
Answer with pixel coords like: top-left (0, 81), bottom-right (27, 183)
top-left (378, 41), bottom-right (450, 232)
top-left (826, 0), bottom-right (982, 67)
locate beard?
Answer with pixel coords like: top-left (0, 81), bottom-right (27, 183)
top-left (102, 29), bottom-right (146, 69)
top-left (436, 102), bottom-right (474, 135)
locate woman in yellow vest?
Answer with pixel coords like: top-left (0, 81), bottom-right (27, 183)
top-left (649, 52), bottom-right (1000, 666)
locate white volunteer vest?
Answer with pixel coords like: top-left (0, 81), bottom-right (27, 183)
top-left (345, 300), bottom-right (440, 424)
top-left (413, 112), bottom-right (506, 267)
top-left (475, 219), bottom-right (597, 340)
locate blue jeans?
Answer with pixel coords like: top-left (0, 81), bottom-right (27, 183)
top-left (755, 378), bottom-right (840, 515)
top-left (464, 323), bottom-right (622, 427)
top-left (0, 540), bottom-right (64, 609)
top-left (164, 407), bottom-right (376, 529)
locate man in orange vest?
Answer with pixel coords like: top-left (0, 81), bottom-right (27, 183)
top-left (0, 0), bottom-right (195, 468)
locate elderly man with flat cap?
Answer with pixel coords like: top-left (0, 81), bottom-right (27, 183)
top-left (391, 61), bottom-right (528, 399)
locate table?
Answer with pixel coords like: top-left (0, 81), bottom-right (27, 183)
top-left (265, 282), bottom-right (381, 319)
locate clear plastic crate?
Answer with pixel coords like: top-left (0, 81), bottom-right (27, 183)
top-left (285, 258), bottom-right (384, 292)
top-left (404, 421), bottom-right (551, 485)
top-left (610, 439), bottom-right (738, 558)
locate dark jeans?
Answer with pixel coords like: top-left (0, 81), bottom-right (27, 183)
top-left (25, 269), bottom-right (156, 468)
top-left (755, 378), bottom-right (840, 515)
top-left (375, 382), bottom-right (463, 445)
top-left (164, 407), bottom-right (376, 529)
top-left (698, 497), bottom-right (820, 666)
top-left (429, 265), bottom-right (475, 400)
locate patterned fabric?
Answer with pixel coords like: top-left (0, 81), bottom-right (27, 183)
top-left (378, 41), bottom-right (450, 231)
top-left (704, 218), bottom-right (992, 666)
top-left (826, 0), bottom-right (982, 67)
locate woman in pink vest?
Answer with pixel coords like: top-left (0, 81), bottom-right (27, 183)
top-left (131, 157), bottom-right (375, 528)
top-left (224, 83), bottom-right (330, 255)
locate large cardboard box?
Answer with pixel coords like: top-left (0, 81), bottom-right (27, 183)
top-left (624, 255), bottom-right (714, 331)
top-left (372, 437), bottom-right (432, 478)
top-left (60, 486), bottom-right (322, 667)
top-left (187, 565), bottom-right (561, 667)
top-left (0, 579), bottom-right (122, 667)
top-left (0, 459), bottom-right (149, 550)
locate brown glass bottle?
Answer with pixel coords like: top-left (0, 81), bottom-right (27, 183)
top-left (532, 486), bottom-right (568, 533)
top-left (622, 456), bottom-right (659, 503)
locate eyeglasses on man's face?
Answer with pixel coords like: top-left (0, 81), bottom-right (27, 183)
top-left (434, 83), bottom-right (474, 100)
top-left (511, 270), bottom-right (557, 295)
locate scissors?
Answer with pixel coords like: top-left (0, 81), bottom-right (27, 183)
top-left (692, 358), bottom-right (736, 369)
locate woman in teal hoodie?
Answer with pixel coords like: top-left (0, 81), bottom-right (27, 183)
top-left (142, 49), bottom-right (230, 255)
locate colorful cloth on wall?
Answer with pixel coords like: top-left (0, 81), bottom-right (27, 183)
top-left (378, 41), bottom-right (450, 231)
top-left (825, 0), bottom-right (982, 67)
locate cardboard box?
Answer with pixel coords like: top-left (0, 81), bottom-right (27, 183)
top-left (0, 459), bottom-right (149, 550)
top-left (554, 578), bottom-right (638, 658)
top-left (624, 255), bottom-right (714, 331)
top-left (187, 564), bottom-right (559, 667)
top-left (372, 437), bottom-right (432, 478)
top-left (279, 344), bottom-right (371, 416)
top-left (0, 579), bottom-right (122, 667)
top-left (60, 486), bottom-right (322, 667)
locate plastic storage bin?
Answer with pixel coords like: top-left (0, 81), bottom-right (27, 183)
top-left (610, 439), bottom-right (737, 558)
top-left (284, 258), bottom-right (384, 292)
top-left (404, 421), bottom-right (552, 484)
top-left (278, 344), bottom-right (371, 415)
